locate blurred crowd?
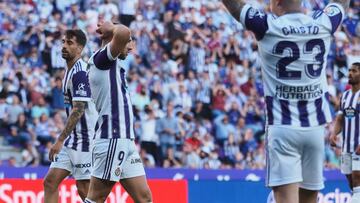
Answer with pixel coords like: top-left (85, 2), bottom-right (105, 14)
top-left (0, 0), bottom-right (359, 170)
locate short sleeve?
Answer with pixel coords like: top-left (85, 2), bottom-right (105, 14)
top-left (93, 43), bottom-right (116, 70)
top-left (72, 71), bottom-right (91, 101)
top-left (323, 3), bottom-right (345, 34)
top-left (240, 4), bottom-right (269, 40)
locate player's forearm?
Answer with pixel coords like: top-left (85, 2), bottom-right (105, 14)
top-left (330, 0), bottom-right (350, 11)
top-left (58, 101), bottom-right (86, 142)
top-left (222, 0), bottom-right (246, 22)
top-left (333, 115), bottom-right (344, 135)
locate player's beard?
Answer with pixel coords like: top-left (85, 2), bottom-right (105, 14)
top-left (118, 53), bottom-right (127, 60)
top-left (349, 77), bottom-right (359, 85)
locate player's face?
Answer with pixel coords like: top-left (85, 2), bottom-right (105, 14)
top-left (61, 36), bottom-right (82, 61)
top-left (118, 37), bottom-right (133, 60)
top-left (348, 65), bottom-right (360, 85)
top-left (96, 20), bottom-right (114, 40)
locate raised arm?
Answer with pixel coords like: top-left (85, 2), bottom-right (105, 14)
top-left (330, 0), bottom-right (350, 11)
top-left (109, 24), bottom-right (131, 59)
top-left (222, 0), bottom-right (246, 22)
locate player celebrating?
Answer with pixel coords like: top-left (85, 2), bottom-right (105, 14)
top-left (44, 29), bottom-right (97, 202)
top-left (222, 0), bottom-right (350, 203)
top-left (84, 21), bottom-right (152, 203)
top-left (331, 62), bottom-right (360, 203)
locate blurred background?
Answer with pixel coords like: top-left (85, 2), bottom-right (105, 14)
top-left (0, 0), bottom-right (359, 202)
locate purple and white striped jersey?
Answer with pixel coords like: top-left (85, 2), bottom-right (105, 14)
top-left (88, 43), bottom-right (135, 139)
top-left (339, 89), bottom-right (360, 153)
top-left (239, 3), bottom-right (345, 127)
top-left (63, 59), bottom-right (97, 152)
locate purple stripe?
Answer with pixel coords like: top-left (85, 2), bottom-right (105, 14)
top-left (327, 7), bottom-right (343, 34)
top-left (315, 97), bottom-right (326, 125)
top-left (110, 67), bottom-right (120, 138)
top-left (120, 69), bottom-right (130, 139)
top-left (279, 99), bottom-right (291, 125)
top-left (265, 96), bottom-right (274, 125)
top-left (342, 119), bottom-right (346, 151)
top-left (297, 100), bottom-right (309, 127)
top-left (346, 119), bottom-right (352, 153)
top-left (346, 93), bottom-right (357, 153)
top-left (343, 91), bottom-right (350, 109)
top-left (64, 136), bottom-right (71, 147)
top-left (102, 139), bottom-right (115, 179)
top-left (93, 47), bottom-right (115, 70)
top-left (339, 95), bottom-right (343, 110)
top-left (265, 126), bottom-right (270, 186)
top-left (80, 114), bottom-right (89, 152)
top-left (106, 139), bottom-right (117, 180)
top-left (354, 103), bottom-right (359, 152)
top-left (100, 115), bottom-right (109, 139)
top-left (71, 130), bottom-right (78, 150)
top-left (65, 107), bottom-right (70, 117)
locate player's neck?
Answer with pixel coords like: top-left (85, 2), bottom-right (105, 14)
top-left (352, 84), bottom-right (360, 93)
top-left (283, 9), bottom-right (302, 14)
top-left (66, 56), bottom-right (81, 70)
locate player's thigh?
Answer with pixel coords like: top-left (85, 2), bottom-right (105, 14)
top-left (70, 149), bottom-right (92, 180)
top-left (301, 126), bottom-right (325, 190)
top-left (272, 183), bottom-right (299, 203)
top-left (91, 138), bottom-right (131, 182)
top-left (119, 140), bottom-right (151, 201)
top-left (266, 125), bottom-right (302, 187)
top-left (45, 148), bottom-right (72, 188)
top-left (44, 168), bottom-right (70, 189)
top-left (120, 176), bottom-right (152, 202)
top-left (87, 176), bottom-right (115, 201)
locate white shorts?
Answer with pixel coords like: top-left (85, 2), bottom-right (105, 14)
top-left (266, 125), bottom-right (325, 190)
top-left (50, 147), bottom-right (92, 180)
top-left (91, 138), bottom-right (145, 182)
top-left (341, 153), bottom-right (360, 175)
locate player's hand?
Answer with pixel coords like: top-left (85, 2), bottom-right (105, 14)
top-left (49, 140), bottom-right (64, 162)
top-left (329, 134), bottom-right (338, 147)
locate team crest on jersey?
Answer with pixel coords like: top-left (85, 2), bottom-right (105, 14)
top-left (324, 5), bottom-right (341, 17)
top-left (75, 83), bottom-right (87, 96)
top-left (115, 167), bottom-right (122, 176)
top-left (344, 106), bottom-right (357, 118)
top-left (248, 8), bottom-right (265, 19)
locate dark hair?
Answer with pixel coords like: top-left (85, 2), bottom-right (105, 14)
top-left (352, 62), bottom-right (360, 69)
top-left (65, 29), bottom-right (87, 47)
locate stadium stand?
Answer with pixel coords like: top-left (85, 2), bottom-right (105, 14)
top-left (0, 0), bottom-right (359, 170)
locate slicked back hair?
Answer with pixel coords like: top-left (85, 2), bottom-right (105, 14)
top-left (65, 29), bottom-right (87, 47)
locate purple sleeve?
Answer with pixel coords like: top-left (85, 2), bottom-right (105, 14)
top-left (72, 71), bottom-right (91, 101)
top-left (93, 45), bottom-right (116, 70)
top-left (324, 4), bottom-right (344, 34)
top-left (241, 6), bottom-right (269, 40)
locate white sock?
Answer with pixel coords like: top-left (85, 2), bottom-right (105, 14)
top-left (84, 198), bottom-right (96, 203)
top-left (351, 187), bottom-right (360, 203)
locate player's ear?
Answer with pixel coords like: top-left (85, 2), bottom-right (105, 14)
top-left (77, 45), bottom-right (83, 54)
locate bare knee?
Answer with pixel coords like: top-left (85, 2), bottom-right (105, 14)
top-left (76, 181), bottom-right (89, 200)
top-left (134, 188), bottom-right (152, 203)
top-left (43, 176), bottom-right (59, 192)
